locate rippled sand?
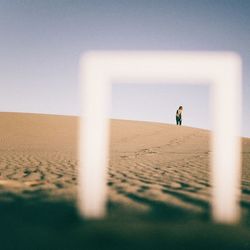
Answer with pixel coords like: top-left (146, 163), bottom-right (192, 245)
top-left (0, 112), bottom-right (249, 249)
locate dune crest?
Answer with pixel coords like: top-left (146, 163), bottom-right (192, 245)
top-left (0, 112), bottom-right (249, 215)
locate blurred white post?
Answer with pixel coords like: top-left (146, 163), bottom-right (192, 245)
top-left (211, 59), bottom-right (242, 223)
top-left (79, 51), bottom-right (242, 223)
top-left (78, 56), bottom-right (111, 218)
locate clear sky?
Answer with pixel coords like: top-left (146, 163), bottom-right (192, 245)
top-left (0, 0), bottom-right (249, 137)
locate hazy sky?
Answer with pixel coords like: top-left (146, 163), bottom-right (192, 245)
top-left (0, 0), bottom-right (249, 136)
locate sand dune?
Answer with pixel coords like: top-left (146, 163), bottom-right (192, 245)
top-left (0, 112), bottom-right (249, 212)
top-left (0, 112), bottom-right (250, 249)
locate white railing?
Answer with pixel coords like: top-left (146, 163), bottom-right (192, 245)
top-left (78, 51), bottom-right (242, 224)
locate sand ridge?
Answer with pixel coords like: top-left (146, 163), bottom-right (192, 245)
top-left (0, 112), bottom-right (249, 218)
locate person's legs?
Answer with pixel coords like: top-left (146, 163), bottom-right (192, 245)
top-left (177, 118), bottom-right (180, 125)
top-left (180, 119), bottom-right (182, 126)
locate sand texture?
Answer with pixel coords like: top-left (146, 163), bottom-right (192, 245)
top-left (0, 112), bottom-right (250, 250)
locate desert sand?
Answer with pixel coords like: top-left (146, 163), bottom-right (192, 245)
top-left (0, 112), bottom-right (250, 249)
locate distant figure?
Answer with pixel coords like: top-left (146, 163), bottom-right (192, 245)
top-left (176, 106), bottom-right (183, 126)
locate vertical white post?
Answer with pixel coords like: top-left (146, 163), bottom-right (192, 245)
top-left (211, 57), bottom-right (242, 223)
top-left (78, 56), bottom-right (111, 218)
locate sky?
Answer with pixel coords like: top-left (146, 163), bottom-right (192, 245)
top-left (0, 0), bottom-right (249, 137)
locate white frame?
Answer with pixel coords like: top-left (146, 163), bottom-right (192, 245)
top-left (79, 51), bottom-right (242, 224)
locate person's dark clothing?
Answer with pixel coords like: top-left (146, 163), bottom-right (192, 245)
top-left (176, 109), bottom-right (182, 125)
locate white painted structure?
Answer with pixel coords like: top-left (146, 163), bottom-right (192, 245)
top-left (79, 51), bottom-right (242, 224)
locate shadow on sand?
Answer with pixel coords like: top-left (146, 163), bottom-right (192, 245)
top-left (0, 193), bottom-right (250, 250)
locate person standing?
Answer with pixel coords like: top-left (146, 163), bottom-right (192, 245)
top-left (176, 106), bottom-right (183, 125)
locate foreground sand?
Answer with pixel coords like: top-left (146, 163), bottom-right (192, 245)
top-left (0, 112), bottom-right (250, 249)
